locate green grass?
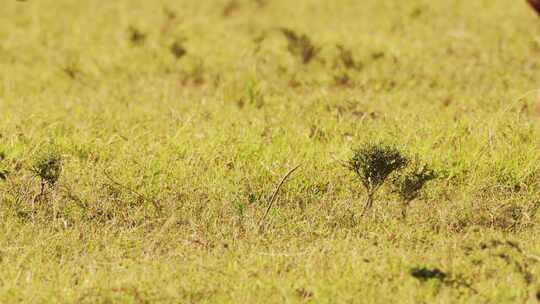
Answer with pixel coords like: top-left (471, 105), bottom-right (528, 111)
top-left (1, 0), bottom-right (540, 302)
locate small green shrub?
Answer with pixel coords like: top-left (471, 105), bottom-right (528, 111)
top-left (393, 163), bottom-right (437, 219)
top-left (345, 142), bottom-right (408, 216)
top-left (128, 26), bottom-right (146, 45)
top-left (170, 40), bottom-right (187, 59)
top-left (31, 147), bottom-right (63, 188)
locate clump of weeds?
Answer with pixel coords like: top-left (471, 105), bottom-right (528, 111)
top-left (278, 28), bottom-right (320, 64)
top-left (31, 145), bottom-right (62, 198)
top-left (393, 161), bottom-right (437, 219)
top-left (62, 63), bottom-right (80, 80)
top-left (128, 26), bottom-right (146, 45)
top-left (335, 44), bottom-right (362, 70)
top-left (170, 39), bottom-right (187, 59)
top-left (345, 142), bottom-right (408, 217)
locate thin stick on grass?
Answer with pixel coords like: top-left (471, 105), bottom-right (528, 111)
top-left (259, 164), bottom-right (301, 227)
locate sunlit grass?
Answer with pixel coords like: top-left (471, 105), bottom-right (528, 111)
top-left (1, 0), bottom-right (540, 303)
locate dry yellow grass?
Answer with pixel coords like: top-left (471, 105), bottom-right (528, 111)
top-left (1, 0), bottom-right (540, 303)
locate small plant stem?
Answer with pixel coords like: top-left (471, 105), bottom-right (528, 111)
top-left (259, 164), bottom-right (301, 227)
top-left (30, 180), bottom-right (47, 223)
top-left (401, 204), bottom-right (407, 220)
top-left (361, 191), bottom-right (374, 217)
top-left (39, 180), bottom-right (45, 198)
top-left (31, 196), bottom-right (36, 223)
top-left (401, 200), bottom-right (411, 220)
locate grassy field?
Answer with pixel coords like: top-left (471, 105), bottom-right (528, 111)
top-left (2, 0), bottom-right (540, 302)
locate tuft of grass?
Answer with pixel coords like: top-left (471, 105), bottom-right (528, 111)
top-left (345, 142), bottom-right (408, 217)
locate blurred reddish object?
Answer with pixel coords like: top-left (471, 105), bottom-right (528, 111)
top-left (529, 0), bottom-right (540, 15)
